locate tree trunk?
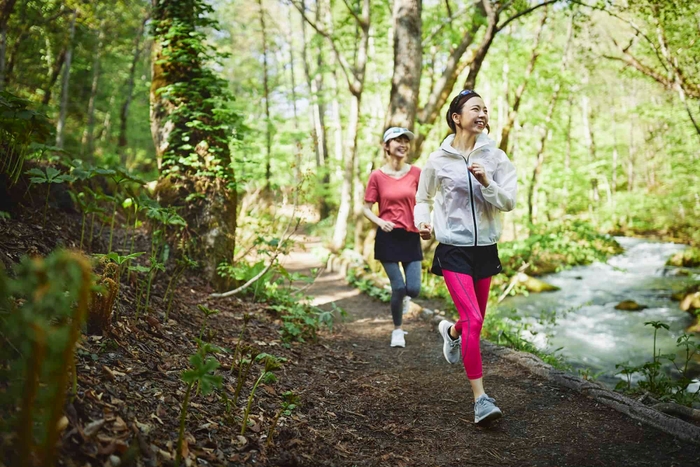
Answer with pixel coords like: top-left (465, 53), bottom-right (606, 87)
top-left (582, 95), bottom-right (600, 209)
top-left (300, 0), bottom-right (330, 219)
top-left (82, 25), bottom-right (105, 160)
top-left (326, 0), bottom-right (370, 252)
top-left (55, 9), bottom-right (77, 149)
top-left (527, 17), bottom-right (572, 225)
top-left (258, 0), bottom-right (272, 190)
top-left (385, 0), bottom-right (421, 132)
top-left (627, 119), bottom-right (635, 191)
top-left (0, 0), bottom-right (17, 90)
top-left (499, 8), bottom-right (547, 153)
top-left (41, 49), bottom-right (66, 106)
top-left (462, 2), bottom-right (499, 90)
top-left (151, 0), bottom-right (237, 286)
top-left (332, 93), bottom-right (360, 251)
top-left (118, 15), bottom-right (147, 162)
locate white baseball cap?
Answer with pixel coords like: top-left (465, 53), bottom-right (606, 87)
top-left (383, 127), bottom-right (415, 143)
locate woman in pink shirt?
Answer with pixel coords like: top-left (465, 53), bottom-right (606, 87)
top-left (363, 127), bottom-right (422, 348)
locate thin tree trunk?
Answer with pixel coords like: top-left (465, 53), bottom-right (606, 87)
top-left (385, 0), bottom-right (421, 131)
top-left (118, 15), bottom-right (147, 161)
top-left (41, 49), bottom-right (66, 106)
top-left (300, 0), bottom-right (330, 219)
top-left (55, 9), bottom-right (77, 149)
top-left (628, 119), bottom-right (635, 191)
top-left (499, 8), bottom-right (547, 153)
top-left (0, 0), bottom-right (18, 90)
top-left (527, 17), bottom-right (572, 226)
top-left (332, 93), bottom-right (360, 251)
top-left (258, 0), bottom-right (272, 190)
top-left (582, 95), bottom-right (600, 210)
top-left (561, 96), bottom-right (573, 209)
top-left (82, 25), bottom-right (105, 160)
top-left (331, 68), bottom-right (343, 176)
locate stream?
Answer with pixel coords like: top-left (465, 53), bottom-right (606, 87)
top-left (497, 237), bottom-right (699, 387)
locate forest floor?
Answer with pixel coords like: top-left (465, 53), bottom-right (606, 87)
top-left (2, 194), bottom-right (700, 467)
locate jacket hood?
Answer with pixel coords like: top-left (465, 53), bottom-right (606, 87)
top-left (439, 133), bottom-right (495, 157)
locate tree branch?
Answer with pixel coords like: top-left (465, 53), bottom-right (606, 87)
top-left (497, 0), bottom-right (559, 32)
top-left (340, 0), bottom-right (366, 29)
top-left (290, 0), bottom-right (360, 94)
top-left (424, 6), bottom-right (472, 46)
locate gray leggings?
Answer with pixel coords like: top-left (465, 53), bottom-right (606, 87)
top-left (381, 261), bottom-right (421, 327)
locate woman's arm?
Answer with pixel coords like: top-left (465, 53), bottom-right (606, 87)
top-left (479, 154), bottom-right (517, 212)
top-left (414, 159), bottom-right (437, 236)
top-left (363, 201), bottom-right (394, 232)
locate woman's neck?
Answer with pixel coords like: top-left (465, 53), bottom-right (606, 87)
top-left (385, 156), bottom-right (405, 171)
top-left (451, 131), bottom-right (478, 154)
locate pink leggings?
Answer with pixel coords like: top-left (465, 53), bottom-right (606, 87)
top-left (442, 270), bottom-right (491, 380)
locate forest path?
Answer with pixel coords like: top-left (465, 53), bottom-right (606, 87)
top-left (275, 238), bottom-right (700, 466)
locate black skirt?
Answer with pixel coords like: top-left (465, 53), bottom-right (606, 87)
top-left (374, 228), bottom-right (423, 263)
top-left (430, 243), bottom-right (502, 279)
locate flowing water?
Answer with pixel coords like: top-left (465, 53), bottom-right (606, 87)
top-left (496, 237), bottom-right (699, 387)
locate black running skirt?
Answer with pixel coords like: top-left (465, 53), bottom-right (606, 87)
top-left (430, 243), bottom-right (502, 278)
top-left (374, 228), bottom-right (423, 263)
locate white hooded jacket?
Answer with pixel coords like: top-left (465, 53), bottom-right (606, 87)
top-left (414, 133), bottom-right (517, 246)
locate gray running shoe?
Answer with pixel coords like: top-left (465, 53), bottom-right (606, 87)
top-left (438, 320), bottom-right (461, 364)
top-left (474, 394), bottom-right (503, 425)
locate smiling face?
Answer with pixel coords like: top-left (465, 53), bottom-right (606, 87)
top-left (384, 134), bottom-right (410, 158)
top-left (451, 97), bottom-right (489, 135)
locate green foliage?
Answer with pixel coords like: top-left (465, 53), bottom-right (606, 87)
top-left (615, 321), bottom-right (700, 407)
top-left (151, 0), bottom-right (240, 181)
top-left (481, 307), bottom-right (569, 369)
top-left (241, 353), bottom-right (284, 435)
top-left (25, 166), bottom-right (74, 225)
top-left (177, 343), bottom-right (223, 465)
top-left (0, 91), bottom-right (53, 185)
top-left (346, 268), bottom-right (391, 303)
top-left (0, 250), bottom-right (93, 465)
top-left (499, 220), bottom-right (623, 277)
top-left (667, 248), bottom-right (700, 268)
top-left (217, 259), bottom-right (332, 342)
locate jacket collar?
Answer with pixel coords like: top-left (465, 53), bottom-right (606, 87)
top-left (440, 132), bottom-right (493, 157)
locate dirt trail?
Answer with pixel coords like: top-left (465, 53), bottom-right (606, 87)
top-left (277, 238), bottom-right (700, 467)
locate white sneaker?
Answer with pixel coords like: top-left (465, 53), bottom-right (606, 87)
top-left (402, 296), bottom-right (411, 315)
top-left (390, 329), bottom-right (407, 347)
top-left (438, 320), bottom-right (461, 364)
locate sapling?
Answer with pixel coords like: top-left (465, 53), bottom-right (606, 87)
top-left (142, 254), bottom-right (165, 316)
top-left (177, 345), bottom-right (222, 466)
top-left (232, 347), bottom-right (259, 406)
top-left (197, 304), bottom-right (220, 341)
top-left (266, 390), bottom-right (299, 447)
top-left (230, 313), bottom-right (251, 374)
top-left (241, 354), bottom-right (283, 435)
top-left (164, 255), bottom-right (198, 320)
top-left (645, 320), bottom-right (670, 391)
top-left (25, 166), bottom-right (74, 226)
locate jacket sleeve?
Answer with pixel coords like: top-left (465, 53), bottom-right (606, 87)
top-left (414, 159), bottom-right (437, 228)
top-left (481, 153), bottom-right (517, 212)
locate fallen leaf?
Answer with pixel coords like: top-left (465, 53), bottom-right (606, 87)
top-left (151, 413), bottom-right (164, 425)
top-left (83, 419), bottom-right (106, 437)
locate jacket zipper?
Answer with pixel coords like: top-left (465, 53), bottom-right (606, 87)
top-left (460, 154), bottom-right (478, 247)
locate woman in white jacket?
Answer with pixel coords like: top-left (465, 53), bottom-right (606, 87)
top-left (414, 89), bottom-right (517, 425)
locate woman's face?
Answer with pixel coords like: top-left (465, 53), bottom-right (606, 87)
top-left (385, 134), bottom-right (410, 158)
top-left (452, 97), bottom-right (488, 135)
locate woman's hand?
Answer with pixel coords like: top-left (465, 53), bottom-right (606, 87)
top-left (378, 219), bottom-right (395, 232)
top-left (418, 223), bottom-right (432, 240)
top-left (468, 162), bottom-right (490, 187)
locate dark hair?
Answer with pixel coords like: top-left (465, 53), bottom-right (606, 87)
top-left (445, 89), bottom-right (484, 133)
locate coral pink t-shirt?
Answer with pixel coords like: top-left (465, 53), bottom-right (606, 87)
top-left (364, 165), bottom-right (421, 233)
